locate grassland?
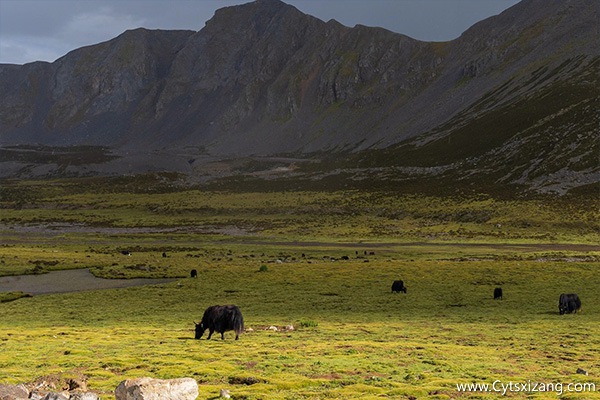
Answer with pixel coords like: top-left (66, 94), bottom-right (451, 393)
top-left (0, 178), bottom-right (599, 399)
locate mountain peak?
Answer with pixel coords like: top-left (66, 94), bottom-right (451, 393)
top-left (206, 0), bottom-right (303, 29)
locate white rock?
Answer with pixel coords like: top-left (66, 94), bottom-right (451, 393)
top-left (115, 377), bottom-right (198, 400)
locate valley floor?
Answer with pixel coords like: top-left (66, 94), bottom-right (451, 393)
top-left (0, 184), bottom-right (599, 398)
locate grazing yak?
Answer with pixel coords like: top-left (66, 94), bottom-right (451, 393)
top-left (195, 305), bottom-right (244, 340)
top-left (391, 280), bottom-right (407, 293)
top-left (494, 287), bottom-right (503, 300)
top-left (559, 293), bottom-right (581, 315)
top-left (190, 269), bottom-right (198, 278)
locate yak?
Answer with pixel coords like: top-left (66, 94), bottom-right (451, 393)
top-left (195, 305), bottom-right (244, 340)
top-left (559, 293), bottom-right (581, 315)
top-left (190, 269), bottom-right (198, 278)
top-left (494, 287), bottom-right (503, 300)
top-left (391, 280), bottom-right (407, 293)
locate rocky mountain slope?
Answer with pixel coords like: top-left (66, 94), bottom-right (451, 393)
top-left (0, 0), bottom-right (598, 195)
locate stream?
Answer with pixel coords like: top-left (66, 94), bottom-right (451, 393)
top-left (0, 268), bottom-right (176, 295)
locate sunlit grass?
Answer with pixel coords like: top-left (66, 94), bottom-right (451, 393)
top-left (0, 181), bottom-right (598, 398)
top-left (2, 182), bottom-right (598, 244)
top-left (1, 258), bottom-right (599, 398)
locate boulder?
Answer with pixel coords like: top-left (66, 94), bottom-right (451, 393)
top-left (0, 383), bottom-right (29, 400)
top-left (115, 377), bottom-right (198, 400)
top-left (219, 389), bottom-right (230, 398)
top-left (69, 393), bottom-right (100, 400)
top-left (41, 393), bottom-right (69, 400)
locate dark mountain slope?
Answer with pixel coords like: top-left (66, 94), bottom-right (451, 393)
top-left (0, 0), bottom-right (598, 194)
top-left (0, 29), bottom-right (195, 145)
top-left (347, 56), bottom-right (598, 195)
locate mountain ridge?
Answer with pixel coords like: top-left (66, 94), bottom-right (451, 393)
top-left (0, 0), bottom-right (598, 195)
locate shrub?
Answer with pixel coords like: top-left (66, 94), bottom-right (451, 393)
top-left (299, 320), bottom-right (318, 328)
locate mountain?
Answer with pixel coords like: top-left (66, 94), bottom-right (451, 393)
top-left (0, 0), bottom-right (598, 195)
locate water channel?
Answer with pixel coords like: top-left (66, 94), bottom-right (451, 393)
top-left (0, 269), bottom-right (175, 295)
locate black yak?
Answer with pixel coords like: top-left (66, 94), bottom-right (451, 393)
top-left (391, 280), bottom-right (407, 293)
top-left (190, 269), bottom-right (197, 278)
top-left (195, 305), bottom-right (244, 340)
top-left (494, 287), bottom-right (503, 300)
top-left (559, 293), bottom-right (581, 315)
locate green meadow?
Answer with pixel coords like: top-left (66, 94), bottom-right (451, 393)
top-left (1, 179), bottom-right (599, 399)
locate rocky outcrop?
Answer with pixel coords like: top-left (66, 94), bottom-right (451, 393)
top-left (0, 382), bottom-right (99, 400)
top-left (0, 377), bottom-right (199, 400)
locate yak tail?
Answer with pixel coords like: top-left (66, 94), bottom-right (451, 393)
top-left (233, 309), bottom-right (244, 335)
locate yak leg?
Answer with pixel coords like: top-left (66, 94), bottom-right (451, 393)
top-left (207, 329), bottom-right (214, 339)
top-left (571, 301), bottom-right (578, 313)
top-left (221, 332), bottom-right (225, 340)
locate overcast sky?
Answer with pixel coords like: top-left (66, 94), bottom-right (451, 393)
top-left (0, 0), bottom-right (521, 65)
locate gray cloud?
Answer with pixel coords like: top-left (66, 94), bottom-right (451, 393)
top-left (0, 0), bottom-right (520, 65)
top-left (56, 6), bottom-right (147, 44)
